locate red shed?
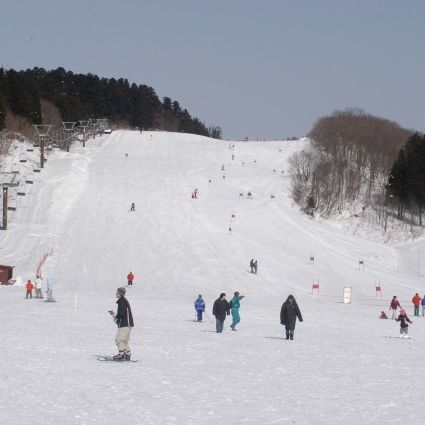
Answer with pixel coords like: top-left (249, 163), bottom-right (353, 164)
top-left (0, 265), bottom-right (13, 284)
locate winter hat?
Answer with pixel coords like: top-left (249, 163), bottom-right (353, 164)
top-left (117, 287), bottom-right (126, 296)
top-left (234, 291), bottom-right (240, 296)
top-left (400, 309), bottom-right (406, 315)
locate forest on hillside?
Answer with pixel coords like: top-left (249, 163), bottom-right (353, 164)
top-left (289, 108), bottom-right (425, 230)
top-left (0, 67), bottom-right (222, 139)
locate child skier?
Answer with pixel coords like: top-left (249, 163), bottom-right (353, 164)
top-left (194, 295), bottom-right (205, 322)
top-left (396, 309), bottom-right (412, 338)
top-left (389, 296), bottom-right (401, 319)
top-left (379, 311), bottom-right (388, 319)
top-left (230, 291), bottom-right (245, 331)
top-left (25, 280), bottom-right (34, 299)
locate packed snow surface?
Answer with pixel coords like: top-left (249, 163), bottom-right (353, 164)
top-left (1, 131), bottom-right (425, 425)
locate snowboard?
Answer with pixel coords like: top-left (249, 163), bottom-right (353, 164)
top-left (97, 355), bottom-right (139, 362)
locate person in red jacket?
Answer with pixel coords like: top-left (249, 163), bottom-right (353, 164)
top-left (127, 272), bottom-right (134, 286)
top-left (25, 280), bottom-right (34, 299)
top-left (412, 293), bottom-right (421, 316)
top-left (389, 296), bottom-right (401, 319)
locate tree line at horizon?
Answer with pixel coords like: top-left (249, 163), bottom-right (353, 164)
top-left (289, 108), bottom-right (424, 230)
top-left (0, 67), bottom-right (222, 139)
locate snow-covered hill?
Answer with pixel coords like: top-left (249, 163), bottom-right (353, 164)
top-left (1, 130), bottom-right (425, 424)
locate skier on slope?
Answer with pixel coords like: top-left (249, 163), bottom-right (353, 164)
top-left (412, 293), bottom-right (421, 316)
top-left (389, 296), bottom-right (401, 319)
top-left (194, 295), bottom-right (205, 322)
top-left (130, 203), bottom-right (135, 212)
top-left (230, 291), bottom-right (245, 331)
top-left (250, 259), bottom-right (254, 273)
top-left (127, 272), bottom-right (134, 286)
top-left (280, 295), bottom-right (303, 340)
top-left (396, 309), bottom-right (412, 338)
top-left (35, 276), bottom-right (44, 299)
top-left (25, 280), bottom-right (34, 299)
top-left (421, 295), bottom-right (425, 317)
top-left (109, 287), bottom-right (134, 360)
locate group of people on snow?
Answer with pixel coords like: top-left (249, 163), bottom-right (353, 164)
top-left (249, 259), bottom-right (258, 274)
top-left (382, 293), bottom-right (425, 338)
top-left (195, 292), bottom-right (303, 340)
top-left (25, 276), bottom-right (45, 299)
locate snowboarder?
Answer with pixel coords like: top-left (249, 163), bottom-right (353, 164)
top-left (127, 272), bottom-right (134, 286)
top-left (396, 309), bottom-right (412, 338)
top-left (390, 296), bottom-right (401, 319)
top-left (110, 287), bottom-right (134, 360)
top-left (412, 293), bottom-right (421, 316)
top-left (212, 293), bottom-right (230, 333)
top-left (280, 295), bottom-right (303, 340)
top-left (25, 280), bottom-right (34, 299)
top-left (253, 260), bottom-right (258, 275)
top-left (230, 291), bottom-right (245, 331)
top-left (194, 295), bottom-right (205, 322)
top-left (421, 295), bottom-right (425, 317)
top-left (35, 276), bottom-right (44, 299)
top-left (130, 203), bottom-right (135, 212)
top-left (250, 259), bottom-right (254, 273)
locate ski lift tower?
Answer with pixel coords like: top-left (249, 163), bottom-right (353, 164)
top-left (34, 124), bottom-right (52, 169)
top-left (79, 120), bottom-right (89, 147)
top-left (62, 122), bottom-right (76, 152)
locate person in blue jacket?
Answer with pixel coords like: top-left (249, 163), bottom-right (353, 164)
top-left (194, 295), bottom-right (205, 322)
top-left (230, 291), bottom-right (245, 331)
top-left (421, 295), bottom-right (425, 317)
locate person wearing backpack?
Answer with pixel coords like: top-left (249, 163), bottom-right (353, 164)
top-left (230, 291), bottom-right (245, 331)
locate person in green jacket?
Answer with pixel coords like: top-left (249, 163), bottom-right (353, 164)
top-left (230, 291), bottom-right (245, 331)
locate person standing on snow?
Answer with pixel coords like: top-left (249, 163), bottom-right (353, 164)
top-left (250, 259), bottom-right (254, 273)
top-left (127, 272), bottom-right (134, 286)
top-left (25, 280), bottom-right (34, 299)
top-left (396, 309), bottom-right (412, 338)
top-left (253, 260), bottom-right (258, 275)
top-left (230, 291), bottom-right (245, 331)
top-left (35, 276), bottom-right (44, 299)
top-left (280, 295), bottom-right (303, 340)
top-left (412, 293), bottom-right (421, 316)
top-left (212, 293), bottom-right (230, 333)
top-left (130, 203), bottom-right (135, 212)
top-left (194, 295), bottom-right (205, 322)
top-left (109, 287), bottom-right (134, 360)
top-left (421, 295), bottom-right (425, 317)
top-left (389, 296), bottom-right (401, 319)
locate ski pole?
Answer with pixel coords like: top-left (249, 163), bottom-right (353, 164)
top-left (204, 311), bottom-right (213, 323)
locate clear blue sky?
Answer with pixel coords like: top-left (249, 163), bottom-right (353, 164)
top-left (1, 0), bottom-right (424, 139)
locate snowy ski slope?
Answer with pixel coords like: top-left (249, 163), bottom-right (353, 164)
top-left (1, 130), bottom-right (425, 425)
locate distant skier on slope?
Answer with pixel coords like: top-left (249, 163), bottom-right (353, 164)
top-left (280, 295), bottom-right (303, 340)
top-left (127, 272), bottom-right (134, 286)
top-left (194, 295), bottom-right (205, 322)
top-left (35, 276), bottom-right (44, 299)
top-left (421, 295), bottom-right (425, 317)
top-left (250, 259), bottom-right (254, 273)
top-left (389, 296), bottom-right (401, 319)
top-left (230, 291), bottom-right (245, 331)
top-left (25, 280), bottom-right (34, 299)
top-left (130, 203), bottom-right (135, 212)
top-left (109, 287), bottom-right (134, 360)
top-left (396, 309), bottom-right (412, 338)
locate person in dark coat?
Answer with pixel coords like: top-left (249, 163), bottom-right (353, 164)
top-left (110, 287), bottom-right (134, 360)
top-left (250, 259), bottom-right (254, 273)
top-left (280, 294), bottom-right (303, 340)
top-left (212, 293), bottom-right (230, 333)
